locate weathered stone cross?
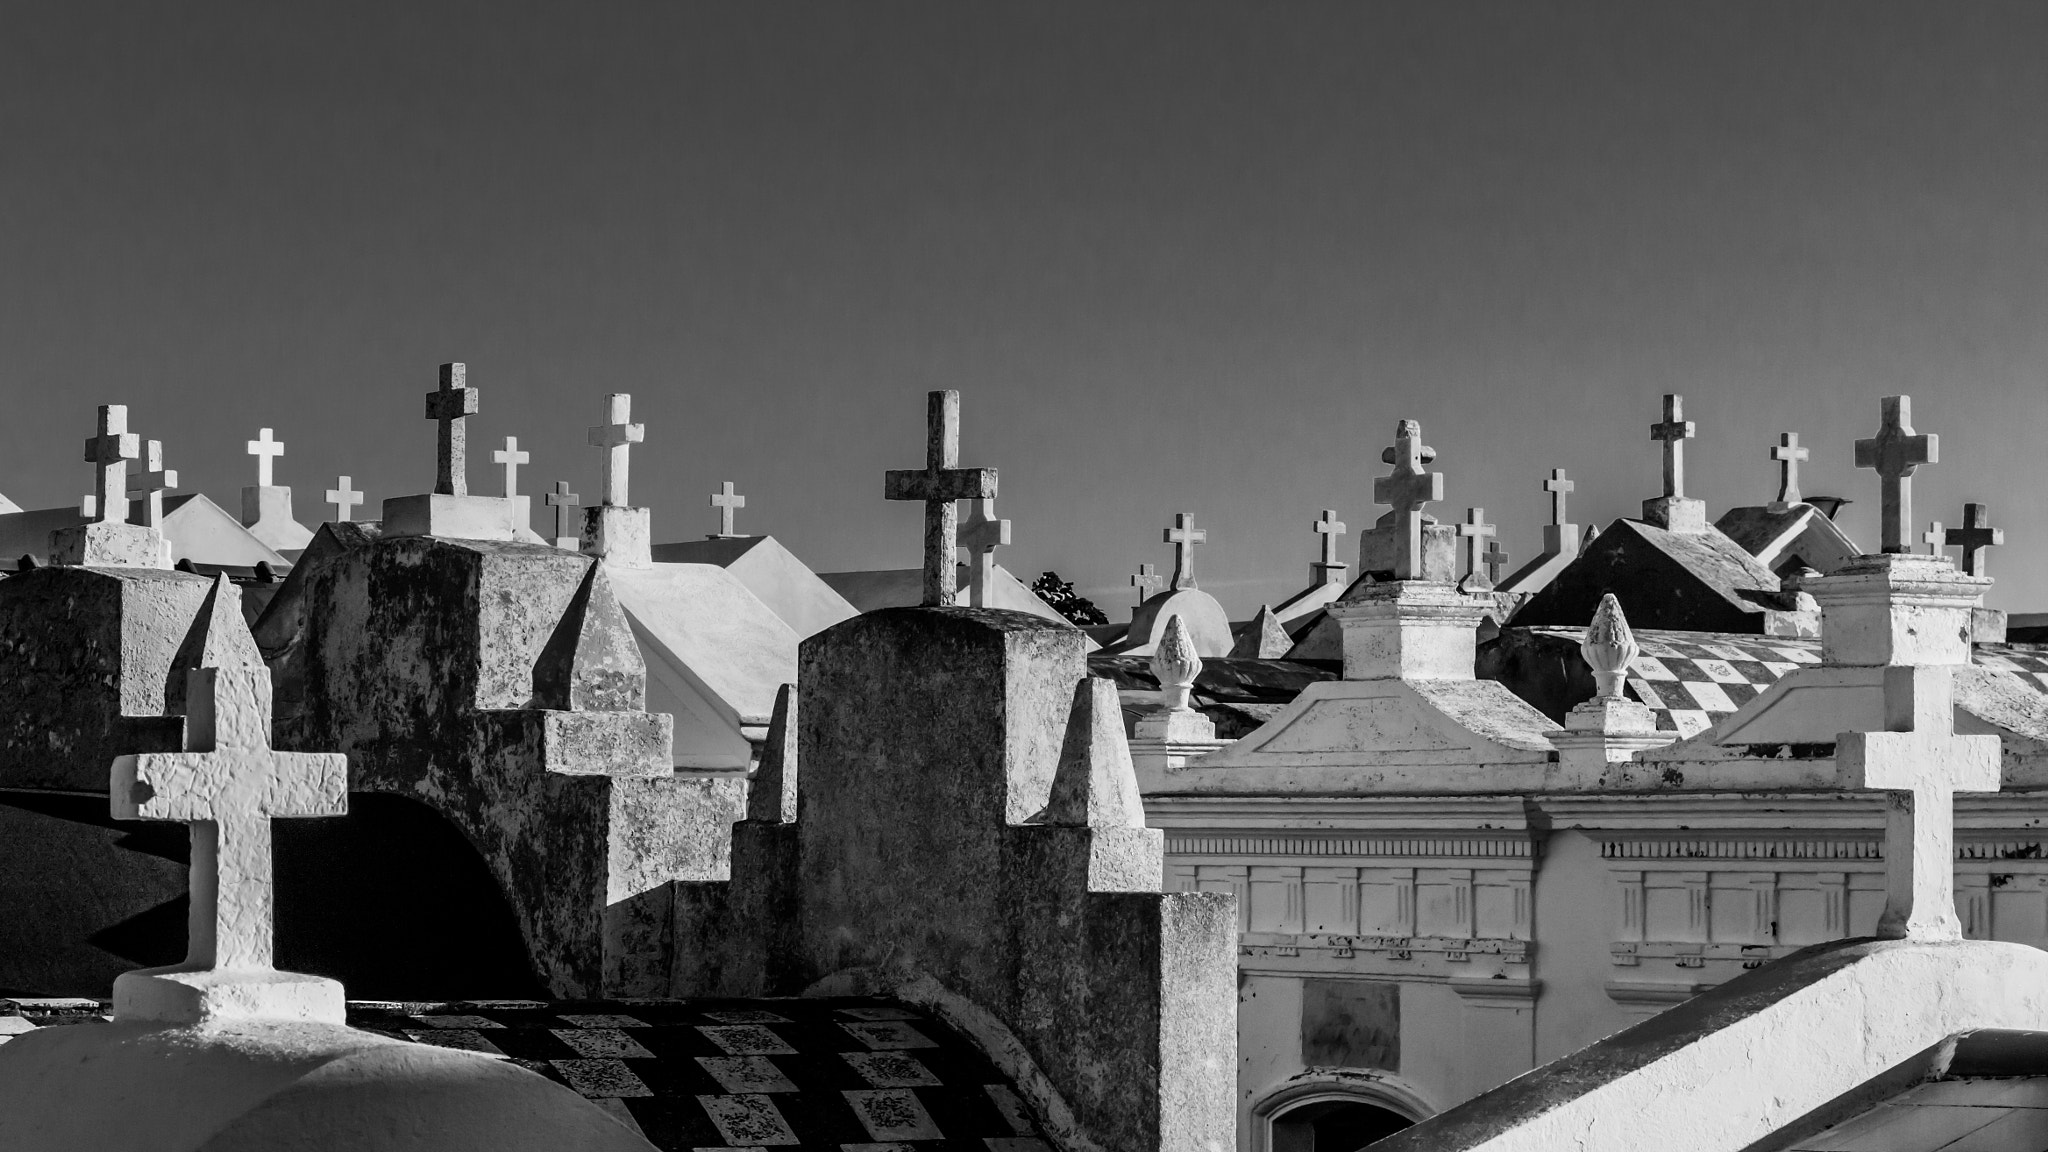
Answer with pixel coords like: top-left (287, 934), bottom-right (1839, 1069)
top-left (1544, 468), bottom-right (1574, 525)
top-left (883, 390), bottom-right (997, 607)
top-left (492, 436), bottom-right (529, 498)
top-left (1312, 510), bottom-right (1347, 584)
top-left (246, 428), bottom-right (285, 488)
top-left (1483, 539), bottom-right (1511, 586)
top-left (710, 481), bottom-right (747, 538)
top-left (1854, 395), bottom-right (1937, 555)
top-left (1457, 507), bottom-right (1497, 590)
top-left (588, 393), bottom-right (645, 508)
top-left (425, 363), bottom-right (479, 497)
top-left (1650, 394), bottom-right (1695, 500)
top-left (126, 440), bottom-right (177, 528)
top-left (959, 498), bottom-right (1011, 608)
top-left (1131, 562), bottom-right (1163, 604)
top-left (545, 480), bottom-right (581, 546)
top-left (83, 404), bottom-right (140, 525)
top-left (1769, 432), bottom-right (1809, 511)
top-left (1922, 521), bottom-right (1946, 558)
top-left (1945, 503), bottom-right (2003, 577)
top-left (325, 476), bottom-right (364, 523)
top-left (1373, 419), bottom-right (1444, 580)
top-left (1163, 513), bottom-right (1206, 591)
top-left (1836, 665), bottom-right (2000, 940)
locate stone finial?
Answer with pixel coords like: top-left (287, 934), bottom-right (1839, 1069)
top-left (1230, 605), bottom-right (1291, 659)
top-left (325, 476), bottom-right (364, 523)
top-left (1312, 510), bottom-right (1348, 585)
top-left (533, 562), bottom-right (645, 712)
top-left (545, 480), bottom-right (580, 549)
top-left (425, 363), bottom-right (479, 497)
top-left (1151, 613), bottom-right (1203, 712)
top-left (883, 390), bottom-right (998, 607)
top-left (83, 404), bottom-right (140, 525)
top-left (125, 439), bottom-right (177, 529)
top-left (493, 436), bottom-right (529, 499)
top-left (1769, 432), bottom-right (1809, 511)
top-left (247, 428), bottom-right (285, 488)
top-left (588, 393), bottom-right (645, 508)
top-left (959, 497), bottom-right (1011, 608)
top-left (1162, 513), bottom-right (1207, 591)
top-left (1854, 395), bottom-right (1937, 555)
top-left (709, 480), bottom-right (748, 539)
top-left (747, 683), bottom-right (797, 824)
top-left (1582, 593), bottom-right (1638, 699)
top-left (1043, 677), bottom-right (1146, 829)
top-left (1130, 562), bottom-right (1163, 605)
top-left (1946, 504), bottom-right (2003, 578)
top-left (1548, 591), bottom-right (1674, 775)
top-left (1836, 665), bottom-right (2000, 940)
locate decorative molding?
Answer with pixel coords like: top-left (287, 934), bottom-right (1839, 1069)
top-left (1601, 838), bottom-right (1880, 861)
top-left (1242, 934), bottom-right (1532, 965)
top-left (1449, 976), bottom-right (1541, 1005)
top-left (1169, 835), bottom-right (1535, 859)
top-left (1606, 979), bottom-right (1713, 1007)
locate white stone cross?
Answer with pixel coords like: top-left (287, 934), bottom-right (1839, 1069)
top-left (125, 440), bottom-right (177, 528)
top-left (1836, 665), bottom-right (2000, 940)
top-left (1373, 419), bottom-right (1445, 581)
top-left (1946, 504), bottom-right (2003, 578)
top-left (325, 476), bottom-right (364, 523)
top-left (959, 498), bottom-right (1011, 608)
top-left (1483, 539), bottom-right (1511, 585)
top-left (1769, 432), bottom-right (1809, 511)
top-left (83, 404), bottom-right (140, 525)
top-left (710, 481), bottom-right (747, 538)
top-left (1854, 395), bottom-right (1937, 555)
top-left (425, 362), bottom-right (479, 497)
top-left (1312, 510), bottom-right (1347, 584)
top-left (545, 480), bottom-right (581, 546)
top-left (587, 393), bottom-right (645, 508)
top-left (1922, 521), bottom-right (1947, 558)
top-left (1163, 513), bottom-right (1207, 591)
top-left (246, 428), bottom-right (285, 488)
top-left (492, 436), bottom-right (529, 498)
top-left (883, 390), bottom-right (997, 607)
top-left (1544, 468), bottom-right (1574, 525)
top-left (1650, 394), bottom-right (1695, 501)
top-left (1457, 507), bottom-right (1497, 591)
top-left (1131, 562), bottom-right (1163, 604)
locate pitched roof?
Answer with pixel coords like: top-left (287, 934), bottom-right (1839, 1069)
top-left (1508, 518), bottom-right (1787, 634)
top-left (1714, 504), bottom-right (1861, 575)
top-left (0, 495), bottom-right (287, 569)
top-left (649, 536), bottom-right (858, 639)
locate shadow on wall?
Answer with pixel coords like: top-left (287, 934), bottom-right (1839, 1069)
top-left (0, 790), bottom-right (543, 1000)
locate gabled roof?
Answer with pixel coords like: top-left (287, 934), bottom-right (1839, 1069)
top-left (649, 536), bottom-right (858, 639)
top-left (1715, 503), bottom-right (1861, 575)
top-left (1508, 518), bottom-right (1786, 634)
top-left (0, 494), bottom-right (287, 569)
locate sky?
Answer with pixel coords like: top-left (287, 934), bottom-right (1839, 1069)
top-left (4, 3), bottom-right (2047, 613)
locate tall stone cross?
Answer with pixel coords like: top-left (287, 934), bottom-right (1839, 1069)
top-left (83, 404), bottom-right (140, 525)
top-left (425, 362), bottom-right (479, 497)
top-left (883, 390), bottom-right (997, 607)
top-left (1544, 468), bottom-right (1574, 526)
top-left (1769, 432), bottom-right (1809, 511)
top-left (1946, 503), bottom-right (2003, 577)
top-left (588, 393), bottom-right (645, 508)
top-left (710, 481), bottom-right (747, 538)
top-left (246, 428), bottom-right (285, 488)
top-left (1163, 513), bottom-right (1206, 591)
top-left (1372, 419), bottom-right (1443, 579)
top-left (959, 498), bottom-right (1012, 608)
top-left (1854, 395), bottom-right (1937, 555)
top-left (1483, 539), bottom-right (1511, 585)
top-left (126, 440), bottom-right (177, 528)
top-left (1312, 510), bottom-right (1347, 584)
top-left (1131, 562), bottom-right (1163, 604)
top-left (1650, 394), bottom-right (1695, 500)
top-left (1457, 507), bottom-right (1497, 591)
top-left (1922, 521), bottom-right (1946, 558)
top-left (1836, 666), bottom-right (2000, 940)
top-left (325, 476), bottom-right (364, 523)
top-left (545, 480), bottom-right (581, 547)
top-left (492, 436), bottom-right (529, 498)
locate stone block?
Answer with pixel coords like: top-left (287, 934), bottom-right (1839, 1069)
top-left (1806, 553), bottom-right (1987, 667)
top-left (49, 520), bottom-right (169, 568)
top-left (1358, 521), bottom-right (1457, 582)
top-left (582, 505), bottom-right (651, 568)
top-left (379, 493), bottom-right (524, 541)
top-left (1330, 579), bottom-right (1488, 681)
top-left (1640, 495), bottom-right (1707, 534)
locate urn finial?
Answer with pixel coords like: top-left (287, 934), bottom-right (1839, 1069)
top-left (1582, 593), bottom-right (1638, 699)
top-left (1152, 613), bottom-right (1203, 711)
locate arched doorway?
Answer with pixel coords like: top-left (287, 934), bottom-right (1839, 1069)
top-left (1255, 1078), bottom-right (1434, 1152)
top-left (1269, 1097), bottom-right (1413, 1151)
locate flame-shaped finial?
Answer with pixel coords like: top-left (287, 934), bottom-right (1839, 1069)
top-left (1581, 593), bottom-right (1638, 699)
top-left (1152, 613), bottom-right (1203, 711)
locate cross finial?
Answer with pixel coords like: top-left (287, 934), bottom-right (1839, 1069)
top-left (1483, 539), bottom-right (1511, 586)
top-left (1543, 468), bottom-right (1575, 526)
top-left (587, 393), bottom-right (645, 508)
top-left (492, 436), bottom-right (529, 498)
top-left (1311, 510), bottom-right (1348, 585)
top-left (959, 498), bottom-right (1012, 608)
top-left (1854, 395), bottom-right (1938, 554)
top-left (1372, 419), bottom-right (1445, 580)
top-left (1163, 513), bottom-right (1207, 591)
top-left (246, 428), bottom-right (285, 488)
top-left (125, 439), bottom-right (177, 528)
top-left (1130, 562), bottom-right (1163, 604)
top-left (883, 390), bottom-right (998, 607)
top-left (1836, 665), bottom-right (2000, 940)
top-left (1769, 432), bottom-right (1809, 511)
top-left (1945, 503), bottom-right (2003, 577)
top-left (424, 363), bottom-right (480, 497)
top-left (709, 481), bottom-right (748, 538)
top-left (1922, 521), bottom-right (1947, 558)
top-left (1650, 394), bottom-right (1696, 500)
top-left (325, 476), bottom-right (364, 523)
top-left (1456, 507), bottom-right (1498, 591)
top-left (544, 479), bottom-right (581, 549)
top-left (83, 404), bottom-right (140, 525)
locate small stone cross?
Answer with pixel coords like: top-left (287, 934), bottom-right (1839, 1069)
top-left (1131, 563), bottom-right (1163, 604)
top-left (1769, 432), bottom-right (1809, 511)
top-left (83, 404), bottom-right (140, 525)
top-left (709, 481), bottom-right (748, 538)
top-left (325, 476), bottom-right (364, 523)
top-left (1836, 665), bottom-right (2000, 940)
top-left (1457, 507), bottom-right (1497, 591)
top-left (246, 428), bottom-right (285, 488)
top-left (1544, 468), bottom-right (1575, 525)
top-left (545, 480), bottom-right (581, 546)
top-left (492, 436), bottom-right (529, 499)
top-left (1650, 394), bottom-right (1696, 500)
top-left (883, 390), bottom-right (997, 607)
top-left (1373, 420), bottom-right (1443, 520)
top-left (1312, 510), bottom-right (1348, 584)
top-left (425, 363), bottom-right (479, 497)
top-left (1854, 395), bottom-right (1938, 555)
top-left (125, 440), bottom-right (177, 528)
top-left (587, 393), bottom-right (645, 508)
top-left (1945, 504), bottom-right (2003, 577)
top-left (1483, 539), bottom-right (1511, 585)
top-left (959, 498), bottom-right (1011, 608)
top-left (1163, 513), bottom-right (1207, 591)
top-left (1922, 521), bottom-right (1946, 558)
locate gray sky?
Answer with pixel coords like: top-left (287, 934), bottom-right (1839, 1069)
top-left (4, 3), bottom-right (2045, 613)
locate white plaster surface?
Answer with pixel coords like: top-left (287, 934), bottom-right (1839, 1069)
top-left (239, 485), bottom-right (315, 551)
top-left (1105, 587), bottom-right (1234, 658)
top-left (648, 535), bottom-right (859, 638)
top-left (379, 493), bottom-right (525, 541)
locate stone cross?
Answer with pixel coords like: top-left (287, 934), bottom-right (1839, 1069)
top-left (1922, 521), bottom-right (1946, 558)
top-left (126, 440), bottom-right (177, 528)
top-left (1544, 468), bottom-right (1574, 525)
top-left (83, 404), bottom-right (140, 525)
top-left (1769, 432), bottom-right (1809, 511)
top-left (492, 436), bottom-right (529, 498)
top-left (1483, 539), bottom-right (1511, 586)
top-left (1854, 395), bottom-right (1937, 555)
top-left (1312, 510), bottom-right (1347, 584)
top-left (1946, 504), bottom-right (2003, 577)
top-left (425, 363), bottom-right (479, 497)
top-left (1836, 665), bottom-right (2000, 941)
top-left (883, 390), bottom-right (998, 607)
top-left (325, 476), bottom-right (364, 523)
top-left (709, 481), bottom-right (747, 538)
top-left (1373, 420), bottom-right (1444, 580)
top-left (587, 393), bottom-right (645, 508)
top-left (1131, 562), bottom-right (1163, 604)
top-left (545, 480), bottom-right (580, 545)
top-left (959, 498), bottom-right (1011, 608)
top-left (1163, 513), bottom-right (1206, 591)
top-left (1457, 508), bottom-right (1497, 590)
top-left (246, 428), bottom-right (285, 488)
top-left (1650, 394), bottom-right (1695, 500)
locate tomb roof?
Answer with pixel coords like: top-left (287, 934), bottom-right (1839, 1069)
top-left (1715, 502), bottom-right (1861, 576)
top-left (1508, 516), bottom-right (1785, 633)
top-left (0, 493), bottom-right (287, 570)
top-left (649, 535), bottom-right (858, 639)
top-left (606, 561), bottom-right (801, 740)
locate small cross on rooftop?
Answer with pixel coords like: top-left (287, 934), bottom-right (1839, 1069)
top-left (1854, 395), bottom-right (1938, 554)
top-left (1945, 503), bottom-right (2003, 577)
top-left (545, 479), bottom-right (581, 548)
top-left (126, 439), bottom-right (177, 528)
top-left (1130, 562), bottom-right (1163, 604)
top-left (1457, 507), bottom-right (1497, 591)
top-left (1543, 468), bottom-right (1575, 526)
top-left (1312, 510), bottom-right (1348, 585)
top-left (1769, 432), bottom-right (1809, 511)
top-left (959, 497), bottom-right (1012, 608)
top-left (587, 394), bottom-right (645, 508)
top-left (1650, 394), bottom-right (1696, 500)
top-left (1483, 539), bottom-right (1511, 586)
top-left (246, 428), bottom-right (285, 488)
top-left (883, 390), bottom-right (997, 607)
top-left (492, 436), bottom-right (529, 499)
top-left (83, 404), bottom-right (140, 525)
top-left (424, 363), bottom-right (479, 497)
top-left (709, 481), bottom-right (748, 538)
top-left (1922, 521), bottom-right (1947, 558)
top-left (325, 476), bottom-right (364, 523)
top-left (1163, 513), bottom-right (1207, 591)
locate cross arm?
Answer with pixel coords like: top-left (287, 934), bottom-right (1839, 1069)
top-left (884, 466), bottom-right (997, 502)
top-left (112, 750), bottom-right (348, 822)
